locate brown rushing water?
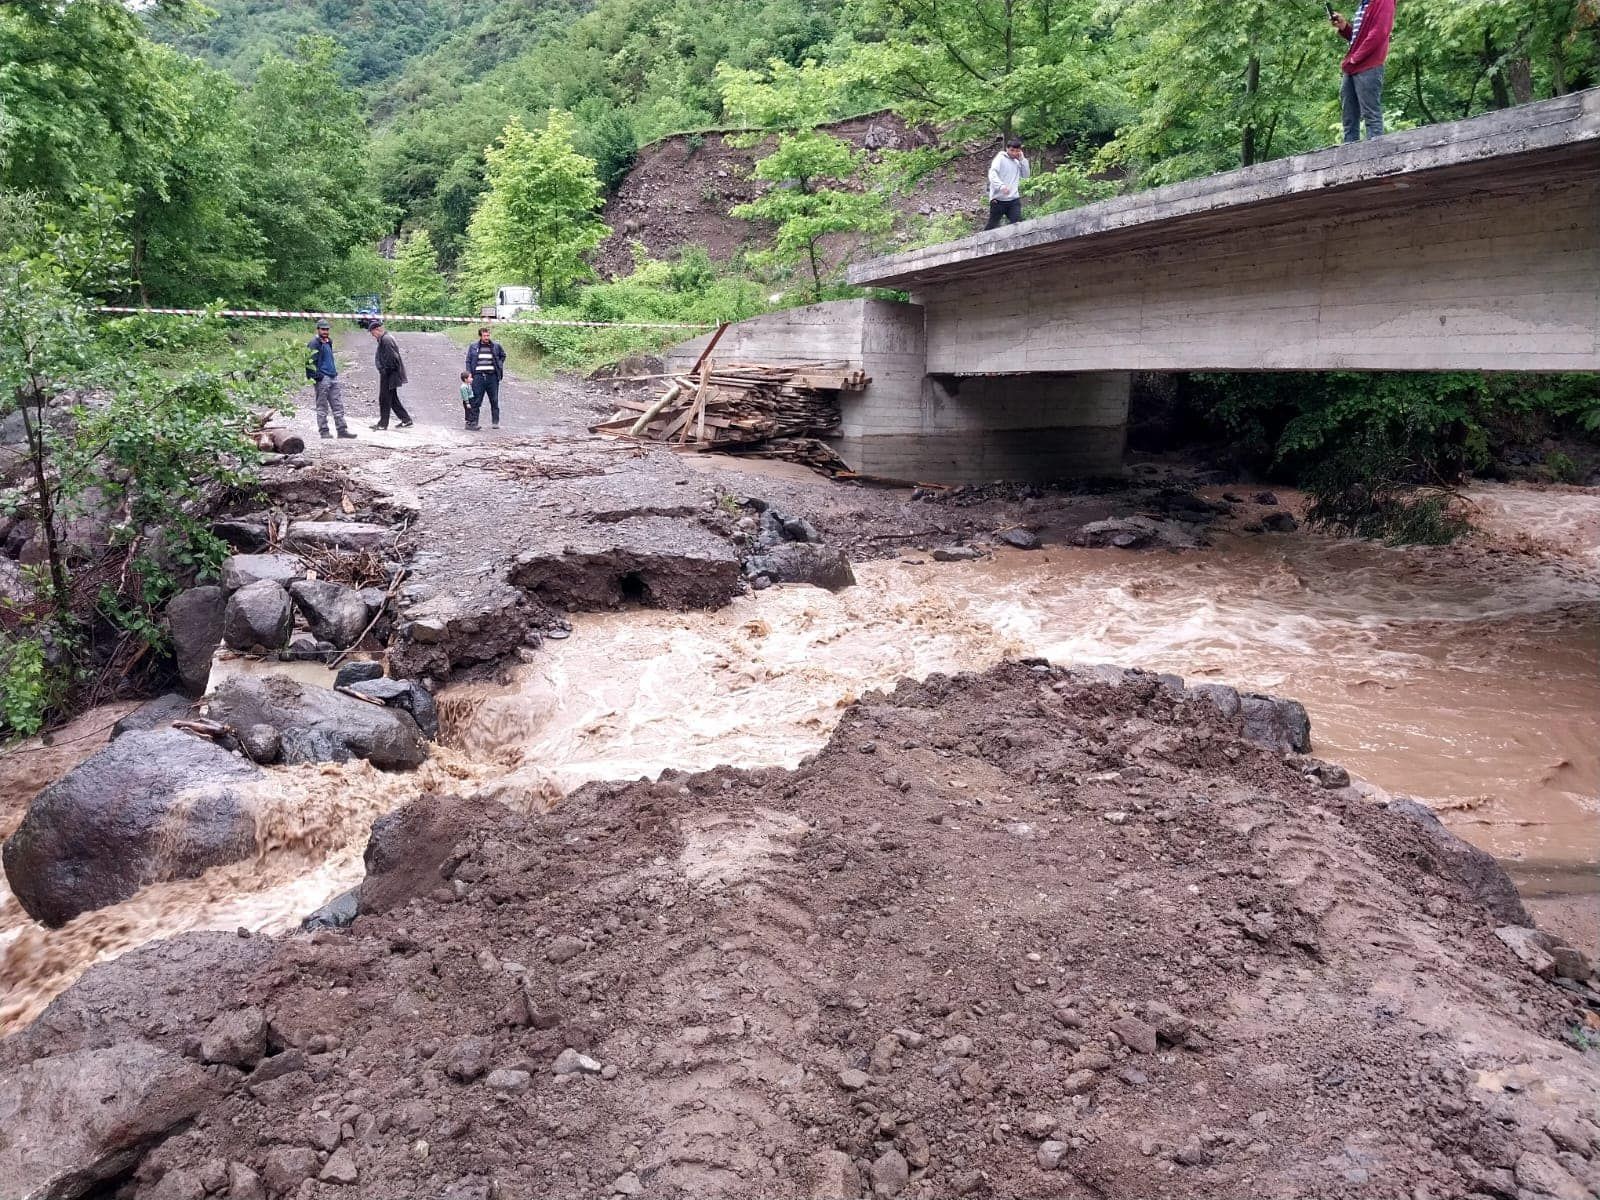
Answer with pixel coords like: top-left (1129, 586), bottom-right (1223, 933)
top-left (2, 483), bottom-right (1596, 1034)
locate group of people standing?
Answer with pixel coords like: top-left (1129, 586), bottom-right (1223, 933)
top-left (305, 322), bottom-right (508, 438)
top-left (982, 0), bottom-right (1396, 229)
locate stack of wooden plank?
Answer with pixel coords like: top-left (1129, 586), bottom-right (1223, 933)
top-left (591, 359), bottom-right (868, 464)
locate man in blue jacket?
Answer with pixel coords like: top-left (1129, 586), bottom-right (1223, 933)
top-left (464, 326), bottom-right (508, 431)
top-left (305, 320), bottom-right (355, 439)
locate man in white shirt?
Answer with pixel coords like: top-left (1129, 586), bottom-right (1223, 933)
top-left (984, 137), bottom-right (1031, 230)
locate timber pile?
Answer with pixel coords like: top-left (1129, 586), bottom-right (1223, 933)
top-left (590, 359), bottom-right (867, 472)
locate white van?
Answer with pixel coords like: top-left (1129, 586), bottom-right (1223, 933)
top-left (480, 285), bottom-right (537, 320)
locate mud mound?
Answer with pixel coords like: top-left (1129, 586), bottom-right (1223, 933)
top-left (6, 664), bottom-right (1598, 1200)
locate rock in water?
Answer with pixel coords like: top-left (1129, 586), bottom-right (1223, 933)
top-left (998, 528), bottom-right (1041, 550)
top-left (222, 580), bottom-right (294, 652)
top-left (302, 886), bottom-right (360, 931)
top-left (743, 543), bottom-right (857, 591)
top-left (343, 678), bottom-right (440, 740)
top-left (334, 660), bottom-right (385, 688)
top-left (205, 674), bottom-right (427, 768)
top-left (220, 553), bottom-right (304, 592)
top-left (290, 579), bottom-right (372, 648)
top-left (1239, 694), bottom-right (1312, 754)
top-left (166, 586), bottom-right (226, 696)
top-left (0, 1042), bottom-right (219, 1200)
top-left (1383, 797), bottom-right (1530, 926)
top-left (2, 729), bottom-right (262, 926)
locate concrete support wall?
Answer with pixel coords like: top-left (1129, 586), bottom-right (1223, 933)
top-left (918, 177), bottom-right (1599, 374)
top-left (852, 372), bottom-right (1130, 483)
top-left (665, 299), bottom-right (1129, 484)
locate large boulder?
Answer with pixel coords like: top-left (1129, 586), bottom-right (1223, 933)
top-left (0, 1041), bottom-right (220, 1200)
top-left (1385, 797), bottom-right (1531, 927)
top-left (1239, 694), bottom-right (1312, 754)
top-left (110, 693), bottom-right (192, 739)
top-left (289, 579), bottom-right (371, 648)
top-left (342, 677), bottom-right (439, 740)
top-left (204, 674), bottom-right (427, 768)
top-left (165, 586), bottom-right (226, 696)
top-left (2, 730), bottom-right (262, 926)
top-left (220, 553), bottom-right (303, 593)
top-left (221, 581), bottom-right (293, 653)
top-left (743, 542), bottom-right (856, 592)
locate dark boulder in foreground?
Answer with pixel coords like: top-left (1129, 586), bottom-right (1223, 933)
top-left (2, 729), bottom-right (262, 927)
top-left (205, 674), bottom-right (427, 768)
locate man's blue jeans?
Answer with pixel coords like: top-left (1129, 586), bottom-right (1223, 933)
top-left (1342, 65), bottom-right (1385, 143)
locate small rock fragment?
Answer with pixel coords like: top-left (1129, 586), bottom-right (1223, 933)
top-left (485, 1069), bottom-right (531, 1093)
top-left (1110, 1015), bottom-right (1159, 1055)
top-left (553, 1048), bottom-right (603, 1076)
top-left (869, 1148), bottom-right (909, 1198)
top-left (1037, 1141), bottom-right (1070, 1170)
top-left (319, 1148), bottom-right (359, 1185)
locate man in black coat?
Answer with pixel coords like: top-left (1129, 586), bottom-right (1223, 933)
top-left (368, 321), bottom-right (413, 431)
top-left (464, 325), bottom-right (507, 431)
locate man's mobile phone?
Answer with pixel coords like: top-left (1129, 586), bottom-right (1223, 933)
top-left (1325, 3), bottom-right (1335, 16)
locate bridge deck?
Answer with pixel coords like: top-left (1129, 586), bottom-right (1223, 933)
top-left (848, 90), bottom-right (1600, 291)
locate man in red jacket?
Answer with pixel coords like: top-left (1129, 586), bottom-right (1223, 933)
top-left (1331, 0), bottom-right (1396, 143)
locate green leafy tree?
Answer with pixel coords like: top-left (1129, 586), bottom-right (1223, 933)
top-left (1097, 1), bottom-right (1331, 182)
top-left (0, 190), bottom-right (292, 735)
top-left (388, 229), bottom-right (449, 315)
top-left (237, 36), bottom-right (391, 306)
top-left (732, 131), bottom-right (891, 301)
top-left (844, 0), bottom-right (1111, 140)
top-left (460, 112), bottom-right (611, 305)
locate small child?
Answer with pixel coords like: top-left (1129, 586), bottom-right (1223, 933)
top-left (459, 371), bottom-right (474, 425)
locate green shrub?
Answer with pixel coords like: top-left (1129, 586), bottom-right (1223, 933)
top-left (498, 247), bottom-right (769, 373)
top-left (0, 633), bottom-right (59, 740)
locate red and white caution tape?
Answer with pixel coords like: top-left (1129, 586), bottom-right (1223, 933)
top-left (93, 306), bottom-right (714, 331)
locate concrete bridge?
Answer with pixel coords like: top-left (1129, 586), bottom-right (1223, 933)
top-left (674, 90), bottom-right (1599, 483)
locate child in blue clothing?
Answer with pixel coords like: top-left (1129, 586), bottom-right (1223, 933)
top-left (459, 372), bottom-right (474, 425)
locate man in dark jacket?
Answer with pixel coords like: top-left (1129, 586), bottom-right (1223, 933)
top-left (1331, 0), bottom-right (1396, 143)
top-left (368, 321), bottom-right (413, 431)
top-left (305, 319), bottom-right (355, 439)
top-left (464, 325), bottom-right (507, 431)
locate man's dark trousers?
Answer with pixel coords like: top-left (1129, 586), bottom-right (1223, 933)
top-left (471, 373), bottom-right (501, 425)
top-left (984, 198), bottom-right (1022, 230)
top-left (377, 380), bottom-right (411, 428)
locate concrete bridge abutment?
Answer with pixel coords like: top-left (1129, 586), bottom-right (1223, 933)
top-left (667, 299), bottom-right (1129, 485)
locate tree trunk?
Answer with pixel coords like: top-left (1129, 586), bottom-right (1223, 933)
top-left (1506, 55), bottom-right (1534, 105)
top-left (806, 240), bottom-right (824, 302)
top-left (1242, 53), bottom-right (1261, 167)
top-left (1485, 32), bottom-right (1513, 109)
top-left (19, 385), bottom-right (68, 609)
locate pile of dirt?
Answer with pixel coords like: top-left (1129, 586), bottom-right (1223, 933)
top-left (5, 663), bottom-right (1597, 1200)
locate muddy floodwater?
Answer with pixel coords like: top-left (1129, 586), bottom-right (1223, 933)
top-left (2, 484), bottom-right (1597, 1034)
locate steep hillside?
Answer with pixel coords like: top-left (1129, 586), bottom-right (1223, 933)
top-left (596, 113), bottom-right (1066, 280)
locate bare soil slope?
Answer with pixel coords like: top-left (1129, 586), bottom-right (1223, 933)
top-left (596, 113), bottom-right (1060, 279)
top-left (6, 664), bottom-right (1598, 1200)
